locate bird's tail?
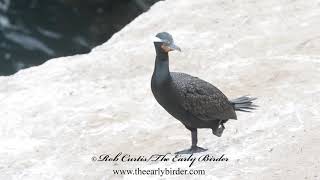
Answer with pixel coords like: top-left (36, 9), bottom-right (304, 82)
top-left (230, 95), bottom-right (258, 112)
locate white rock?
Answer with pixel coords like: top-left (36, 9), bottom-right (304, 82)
top-left (1, 0), bottom-right (320, 179)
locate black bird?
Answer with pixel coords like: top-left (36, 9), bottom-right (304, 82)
top-left (151, 32), bottom-right (257, 154)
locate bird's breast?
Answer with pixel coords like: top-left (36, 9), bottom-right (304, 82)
top-left (151, 79), bottom-right (188, 121)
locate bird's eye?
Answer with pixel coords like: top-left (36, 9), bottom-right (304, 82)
top-left (163, 40), bottom-right (171, 45)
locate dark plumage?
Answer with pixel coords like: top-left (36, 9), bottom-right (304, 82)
top-left (151, 32), bottom-right (257, 154)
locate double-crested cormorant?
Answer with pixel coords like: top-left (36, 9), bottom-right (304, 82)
top-left (151, 32), bottom-right (257, 154)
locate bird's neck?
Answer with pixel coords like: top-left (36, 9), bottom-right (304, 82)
top-left (153, 52), bottom-right (171, 82)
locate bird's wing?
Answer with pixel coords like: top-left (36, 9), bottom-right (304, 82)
top-left (170, 72), bottom-right (237, 120)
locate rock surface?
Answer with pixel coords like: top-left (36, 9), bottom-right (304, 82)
top-left (1, 0), bottom-right (320, 179)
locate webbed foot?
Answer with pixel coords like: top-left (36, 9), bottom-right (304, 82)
top-left (175, 146), bottom-right (207, 154)
top-left (212, 124), bottom-right (225, 137)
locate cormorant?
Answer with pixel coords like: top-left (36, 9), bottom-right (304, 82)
top-left (151, 32), bottom-right (257, 154)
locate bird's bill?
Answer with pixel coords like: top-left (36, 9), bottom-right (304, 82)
top-left (168, 43), bottom-right (181, 52)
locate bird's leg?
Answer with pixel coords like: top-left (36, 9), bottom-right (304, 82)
top-left (191, 129), bottom-right (198, 147)
top-left (190, 129), bottom-right (208, 152)
top-left (175, 128), bottom-right (207, 154)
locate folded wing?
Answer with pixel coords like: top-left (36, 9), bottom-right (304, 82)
top-left (171, 72), bottom-right (237, 121)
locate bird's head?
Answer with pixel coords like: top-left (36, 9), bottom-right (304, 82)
top-left (153, 32), bottom-right (181, 53)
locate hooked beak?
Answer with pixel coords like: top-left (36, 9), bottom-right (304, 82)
top-left (168, 43), bottom-right (181, 52)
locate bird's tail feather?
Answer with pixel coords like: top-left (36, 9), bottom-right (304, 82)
top-left (230, 95), bottom-right (258, 112)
